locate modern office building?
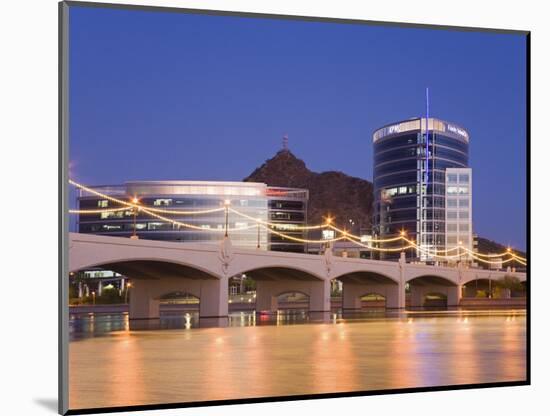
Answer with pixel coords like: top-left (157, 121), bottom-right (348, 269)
top-left (445, 168), bottom-right (473, 263)
top-left (266, 186), bottom-right (309, 252)
top-left (372, 117), bottom-right (471, 261)
top-left (77, 181), bottom-right (308, 252)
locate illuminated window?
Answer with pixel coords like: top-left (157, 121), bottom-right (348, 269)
top-left (398, 186), bottom-right (407, 194)
top-left (153, 199), bottom-right (172, 206)
top-left (98, 200), bottom-right (108, 208)
top-left (148, 222), bottom-right (169, 230)
top-left (458, 186), bottom-right (469, 195)
top-left (447, 186), bottom-right (458, 195)
top-left (102, 224), bottom-right (121, 231)
top-left (322, 230), bottom-right (335, 240)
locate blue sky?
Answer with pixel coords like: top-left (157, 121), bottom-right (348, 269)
top-left (68, 5), bottom-right (527, 250)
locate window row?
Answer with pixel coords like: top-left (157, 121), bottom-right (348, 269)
top-left (80, 197), bottom-right (268, 210)
top-left (374, 159), bottom-right (418, 176)
top-left (446, 235), bottom-right (471, 245)
top-left (447, 210), bottom-right (470, 219)
top-left (79, 222), bottom-right (263, 233)
top-left (447, 223), bottom-right (470, 232)
top-left (447, 186), bottom-right (469, 195)
top-left (446, 173), bottom-right (470, 184)
top-left (373, 133), bottom-right (418, 153)
top-left (446, 199), bottom-right (469, 208)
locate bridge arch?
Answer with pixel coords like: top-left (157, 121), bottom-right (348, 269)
top-left (337, 271), bottom-right (399, 310)
top-left (70, 255), bottom-right (224, 281)
top-left (240, 266), bottom-right (329, 313)
top-left (407, 274), bottom-right (459, 308)
top-left (73, 260), bottom-right (225, 321)
top-left (406, 272), bottom-right (458, 286)
top-left (71, 259), bottom-right (221, 281)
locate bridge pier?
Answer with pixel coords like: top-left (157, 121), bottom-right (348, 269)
top-left (255, 279), bottom-right (330, 313)
top-left (128, 276), bottom-right (229, 320)
top-left (342, 282), bottom-right (401, 309)
top-left (448, 285), bottom-right (462, 306)
top-left (129, 280), bottom-right (160, 319)
top-left (199, 277), bottom-right (229, 318)
top-left (310, 279), bottom-right (331, 312)
top-left (409, 283), bottom-right (461, 308)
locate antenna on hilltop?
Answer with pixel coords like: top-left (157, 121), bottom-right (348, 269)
top-left (282, 134), bottom-right (289, 151)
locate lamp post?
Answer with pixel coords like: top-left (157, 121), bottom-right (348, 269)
top-left (400, 229), bottom-right (406, 261)
top-left (224, 199), bottom-right (231, 237)
top-left (91, 291), bottom-right (96, 305)
top-left (125, 282), bottom-right (132, 304)
top-left (131, 197), bottom-right (139, 240)
top-left (348, 219), bottom-right (355, 234)
top-left (256, 219), bottom-right (261, 249)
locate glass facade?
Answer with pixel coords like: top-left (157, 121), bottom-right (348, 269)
top-left (372, 118), bottom-right (470, 261)
top-left (445, 168), bottom-right (473, 261)
top-left (77, 181), bottom-right (308, 252)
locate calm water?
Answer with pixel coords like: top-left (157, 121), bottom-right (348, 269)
top-left (69, 309), bottom-right (526, 410)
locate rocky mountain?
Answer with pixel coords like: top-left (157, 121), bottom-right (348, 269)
top-left (244, 149), bottom-right (373, 230)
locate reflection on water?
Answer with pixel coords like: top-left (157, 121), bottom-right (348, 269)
top-left (69, 309), bottom-right (526, 410)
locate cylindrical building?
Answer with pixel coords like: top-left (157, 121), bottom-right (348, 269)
top-left (372, 117), bottom-right (470, 261)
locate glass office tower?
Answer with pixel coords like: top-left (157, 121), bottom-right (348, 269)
top-left (372, 118), bottom-right (470, 261)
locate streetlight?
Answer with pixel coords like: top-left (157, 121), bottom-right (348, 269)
top-left (256, 219), bottom-right (261, 249)
top-left (400, 229), bottom-right (406, 249)
top-left (130, 197), bottom-right (140, 240)
top-left (125, 282), bottom-right (132, 304)
top-left (91, 291), bottom-right (96, 305)
top-left (224, 199), bottom-right (231, 237)
top-left (399, 229), bottom-right (407, 261)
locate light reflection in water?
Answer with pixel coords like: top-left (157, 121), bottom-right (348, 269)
top-left (69, 309), bottom-right (526, 410)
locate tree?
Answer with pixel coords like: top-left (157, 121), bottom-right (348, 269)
top-left (496, 275), bottom-right (523, 292)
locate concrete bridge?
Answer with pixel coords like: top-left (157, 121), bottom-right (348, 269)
top-left (68, 233), bottom-right (527, 320)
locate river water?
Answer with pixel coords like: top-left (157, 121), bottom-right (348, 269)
top-left (68, 309), bottom-right (526, 410)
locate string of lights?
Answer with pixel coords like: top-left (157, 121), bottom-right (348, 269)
top-left (68, 179), bottom-right (527, 264)
top-left (341, 237), bottom-right (417, 252)
top-left (228, 207), bottom-right (327, 231)
top-left (327, 224), bottom-right (405, 244)
top-left (69, 207), bottom-right (130, 214)
top-left (139, 207), bottom-right (258, 232)
top-left (257, 224), bottom-right (348, 244)
top-left (70, 180), bottom-right (226, 215)
top-left (462, 246), bottom-right (526, 262)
